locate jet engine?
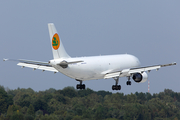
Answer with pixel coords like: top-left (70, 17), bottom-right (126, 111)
top-left (132, 72), bottom-right (148, 83)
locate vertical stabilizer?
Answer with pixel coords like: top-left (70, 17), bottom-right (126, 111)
top-left (48, 23), bottom-right (70, 59)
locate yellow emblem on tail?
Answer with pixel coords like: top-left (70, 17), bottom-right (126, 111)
top-left (52, 33), bottom-right (60, 50)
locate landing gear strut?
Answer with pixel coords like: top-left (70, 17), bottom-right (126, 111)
top-left (126, 76), bottom-right (131, 85)
top-left (76, 80), bottom-right (85, 90)
top-left (112, 77), bottom-right (121, 90)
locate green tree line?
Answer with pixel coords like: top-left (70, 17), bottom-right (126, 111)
top-left (0, 85), bottom-right (180, 120)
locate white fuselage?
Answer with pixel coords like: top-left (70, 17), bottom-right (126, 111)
top-left (50, 54), bottom-right (141, 81)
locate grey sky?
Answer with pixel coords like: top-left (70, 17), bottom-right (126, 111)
top-left (0, 1), bottom-right (179, 94)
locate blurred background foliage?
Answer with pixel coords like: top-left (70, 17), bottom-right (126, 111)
top-left (0, 85), bottom-right (180, 120)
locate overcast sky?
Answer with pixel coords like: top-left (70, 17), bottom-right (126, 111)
top-left (1, 1), bottom-right (179, 94)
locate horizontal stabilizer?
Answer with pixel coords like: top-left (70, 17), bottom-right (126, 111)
top-left (57, 60), bottom-right (83, 69)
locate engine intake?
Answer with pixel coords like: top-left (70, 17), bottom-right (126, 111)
top-left (132, 72), bottom-right (148, 83)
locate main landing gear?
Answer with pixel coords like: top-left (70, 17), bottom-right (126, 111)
top-left (112, 76), bottom-right (132, 90)
top-left (126, 76), bottom-right (131, 85)
top-left (76, 80), bottom-right (85, 90)
top-left (112, 77), bottom-right (121, 90)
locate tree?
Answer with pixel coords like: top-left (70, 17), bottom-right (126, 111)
top-left (77, 88), bottom-right (95, 97)
top-left (2, 86), bottom-right (180, 119)
top-left (0, 114), bottom-right (5, 120)
top-left (13, 92), bottom-right (31, 107)
top-left (24, 114), bottom-right (34, 120)
top-left (0, 87), bottom-right (13, 114)
top-left (54, 94), bottom-right (66, 104)
top-left (27, 104), bottom-right (34, 116)
top-left (33, 99), bottom-right (48, 112)
top-left (96, 90), bottom-right (112, 98)
top-left (145, 92), bottom-right (152, 101)
top-left (94, 105), bottom-right (105, 120)
top-left (10, 112), bottom-right (24, 120)
top-left (45, 88), bottom-right (56, 93)
top-left (126, 93), bottom-right (137, 103)
top-left (72, 103), bottom-right (85, 116)
top-left (43, 93), bottom-right (53, 103)
top-left (137, 92), bottom-right (146, 103)
top-left (72, 115), bottom-right (82, 120)
top-left (61, 87), bottom-right (78, 98)
top-left (20, 106), bottom-right (28, 115)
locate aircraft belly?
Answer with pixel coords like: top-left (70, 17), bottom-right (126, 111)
top-left (54, 64), bottom-right (104, 80)
top-left (68, 65), bottom-right (104, 80)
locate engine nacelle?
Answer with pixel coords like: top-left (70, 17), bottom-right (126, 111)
top-left (132, 72), bottom-right (148, 83)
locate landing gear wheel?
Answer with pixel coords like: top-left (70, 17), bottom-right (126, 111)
top-left (118, 85), bottom-right (121, 90)
top-left (126, 81), bottom-right (131, 85)
top-left (82, 84), bottom-right (85, 89)
top-left (112, 85), bottom-right (121, 90)
top-left (80, 85), bottom-right (82, 90)
top-left (76, 80), bottom-right (86, 90)
top-left (76, 84), bottom-right (80, 89)
top-left (112, 77), bottom-right (121, 90)
top-left (76, 84), bottom-right (85, 90)
top-left (112, 85), bottom-right (115, 90)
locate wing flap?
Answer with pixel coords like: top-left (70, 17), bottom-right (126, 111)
top-left (38, 66), bottom-right (58, 72)
top-left (17, 63), bottom-right (58, 72)
top-left (104, 72), bottom-right (120, 79)
top-left (17, 63), bottom-right (39, 69)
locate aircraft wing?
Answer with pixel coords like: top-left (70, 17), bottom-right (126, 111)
top-left (3, 59), bottom-right (58, 73)
top-left (104, 62), bottom-right (176, 79)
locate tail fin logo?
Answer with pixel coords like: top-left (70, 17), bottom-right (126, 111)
top-left (52, 33), bottom-right (60, 50)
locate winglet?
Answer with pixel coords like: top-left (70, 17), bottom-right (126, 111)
top-left (3, 59), bottom-right (18, 62)
top-left (173, 62), bottom-right (177, 65)
top-left (3, 58), bottom-right (8, 61)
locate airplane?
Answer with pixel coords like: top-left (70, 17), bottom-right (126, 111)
top-left (4, 23), bottom-right (176, 90)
